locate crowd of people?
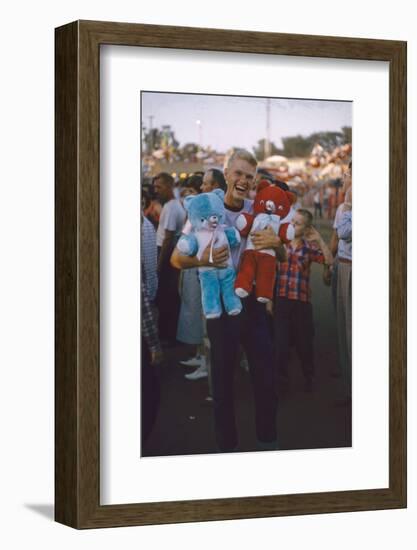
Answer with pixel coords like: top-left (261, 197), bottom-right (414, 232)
top-left (141, 148), bottom-right (352, 452)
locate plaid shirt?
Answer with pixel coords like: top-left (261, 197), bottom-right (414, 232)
top-left (141, 279), bottom-right (161, 354)
top-left (276, 239), bottom-right (325, 303)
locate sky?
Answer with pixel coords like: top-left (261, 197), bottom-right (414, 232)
top-left (141, 91), bottom-right (352, 153)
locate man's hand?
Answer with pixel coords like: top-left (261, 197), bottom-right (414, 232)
top-left (322, 264), bottom-right (332, 287)
top-left (252, 226), bottom-right (281, 250)
top-left (199, 242), bottom-right (229, 267)
top-left (151, 349), bottom-right (164, 365)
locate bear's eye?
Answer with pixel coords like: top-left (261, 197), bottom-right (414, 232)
top-left (201, 218), bottom-right (205, 222)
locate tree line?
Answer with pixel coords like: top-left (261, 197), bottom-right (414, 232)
top-left (142, 125), bottom-right (352, 161)
top-left (252, 127), bottom-right (352, 160)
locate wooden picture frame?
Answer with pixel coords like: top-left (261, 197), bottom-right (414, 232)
top-left (55, 20), bottom-right (407, 529)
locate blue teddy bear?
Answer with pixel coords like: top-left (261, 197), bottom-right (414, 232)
top-left (177, 189), bottom-right (242, 319)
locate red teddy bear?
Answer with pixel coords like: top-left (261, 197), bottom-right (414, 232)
top-left (234, 180), bottom-right (296, 303)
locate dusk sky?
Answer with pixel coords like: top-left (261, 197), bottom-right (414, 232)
top-left (141, 91), bottom-right (352, 152)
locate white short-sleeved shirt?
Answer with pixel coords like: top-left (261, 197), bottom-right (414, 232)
top-left (333, 203), bottom-right (352, 260)
top-left (156, 199), bottom-right (186, 247)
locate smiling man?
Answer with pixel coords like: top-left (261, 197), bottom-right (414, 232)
top-left (171, 148), bottom-right (283, 452)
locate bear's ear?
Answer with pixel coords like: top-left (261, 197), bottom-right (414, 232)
top-left (212, 188), bottom-right (225, 201)
top-left (256, 179), bottom-right (271, 193)
top-left (183, 195), bottom-right (195, 211)
top-left (286, 190), bottom-right (297, 205)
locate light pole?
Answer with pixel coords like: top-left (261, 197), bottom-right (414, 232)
top-left (196, 119), bottom-right (202, 151)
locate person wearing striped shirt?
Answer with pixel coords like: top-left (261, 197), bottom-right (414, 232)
top-left (141, 213), bottom-right (158, 302)
top-left (141, 278), bottom-right (163, 442)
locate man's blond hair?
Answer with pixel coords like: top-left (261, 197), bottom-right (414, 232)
top-left (223, 148), bottom-right (258, 171)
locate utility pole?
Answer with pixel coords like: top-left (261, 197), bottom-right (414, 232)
top-left (196, 119), bottom-right (202, 150)
top-left (265, 98), bottom-right (271, 160)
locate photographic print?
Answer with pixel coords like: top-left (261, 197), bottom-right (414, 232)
top-left (140, 91), bottom-right (353, 457)
top-left (55, 20), bottom-right (405, 528)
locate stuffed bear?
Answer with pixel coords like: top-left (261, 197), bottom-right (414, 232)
top-left (234, 180), bottom-right (296, 303)
top-left (177, 189), bottom-right (242, 319)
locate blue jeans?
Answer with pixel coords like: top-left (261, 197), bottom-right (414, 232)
top-left (207, 295), bottom-right (278, 451)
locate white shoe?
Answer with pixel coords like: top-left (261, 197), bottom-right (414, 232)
top-left (185, 360), bottom-right (208, 381)
top-left (180, 355), bottom-right (202, 367)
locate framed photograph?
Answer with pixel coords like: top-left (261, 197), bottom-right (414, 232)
top-left (55, 20), bottom-right (406, 528)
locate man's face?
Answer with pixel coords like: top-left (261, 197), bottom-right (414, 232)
top-left (201, 171), bottom-right (216, 193)
top-left (153, 178), bottom-right (170, 202)
top-left (224, 158), bottom-right (256, 202)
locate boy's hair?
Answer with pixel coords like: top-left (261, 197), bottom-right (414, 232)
top-left (257, 168), bottom-right (274, 183)
top-left (297, 208), bottom-right (313, 227)
top-left (181, 174), bottom-right (202, 194)
top-left (223, 148), bottom-right (257, 170)
top-left (274, 178), bottom-right (290, 192)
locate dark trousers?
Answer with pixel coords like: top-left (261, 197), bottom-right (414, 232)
top-left (207, 295), bottom-right (277, 451)
top-left (156, 245), bottom-right (180, 342)
top-left (141, 337), bottom-right (160, 444)
top-left (274, 297), bottom-right (315, 382)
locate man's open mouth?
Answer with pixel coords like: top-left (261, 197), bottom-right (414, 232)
top-left (235, 185), bottom-right (247, 193)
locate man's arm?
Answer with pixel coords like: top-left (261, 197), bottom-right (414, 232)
top-left (337, 211), bottom-right (352, 241)
top-left (157, 229), bottom-right (176, 273)
top-left (171, 247), bottom-right (200, 269)
top-left (330, 202), bottom-right (344, 257)
top-left (251, 226), bottom-right (286, 259)
top-left (330, 229), bottom-right (339, 258)
top-left (171, 242), bottom-right (230, 270)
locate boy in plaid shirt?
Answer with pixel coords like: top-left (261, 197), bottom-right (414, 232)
top-left (274, 209), bottom-right (333, 392)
